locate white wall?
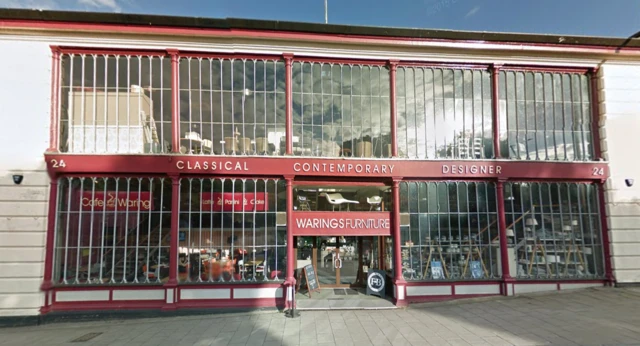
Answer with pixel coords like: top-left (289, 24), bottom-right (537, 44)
top-left (0, 39), bottom-right (51, 316)
top-left (599, 63), bottom-right (640, 284)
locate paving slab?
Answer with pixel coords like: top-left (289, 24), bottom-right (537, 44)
top-left (2, 287), bottom-right (640, 345)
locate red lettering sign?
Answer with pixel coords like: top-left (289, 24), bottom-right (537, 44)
top-left (291, 212), bottom-right (391, 236)
top-left (201, 192), bottom-right (268, 212)
top-left (81, 191), bottom-right (153, 211)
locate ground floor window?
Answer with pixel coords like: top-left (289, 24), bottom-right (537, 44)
top-left (178, 178), bottom-right (287, 283)
top-left (49, 175), bottom-right (606, 287)
top-left (54, 177), bottom-right (172, 284)
top-left (505, 182), bottom-right (605, 279)
top-left (399, 181), bottom-right (500, 281)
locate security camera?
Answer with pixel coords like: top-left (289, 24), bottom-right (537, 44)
top-left (625, 179), bottom-right (634, 187)
top-left (12, 175), bottom-right (23, 185)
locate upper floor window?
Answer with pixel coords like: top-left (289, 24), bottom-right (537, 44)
top-left (396, 67), bottom-right (494, 160)
top-left (179, 57), bottom-right (286, 156)
top-left (292, 62), bottom-right (391, 158)
top-left (59, 53), bottom-right (172, 154)
top-left (498, 71), bottom-right (594, 161)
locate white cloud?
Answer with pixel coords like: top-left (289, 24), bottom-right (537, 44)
top-left (77, 0), bottom-right (122, 12)
top-left (0, 0), bottom-right (59, 10)
top-left (465, 6), bottom-right (480, 18)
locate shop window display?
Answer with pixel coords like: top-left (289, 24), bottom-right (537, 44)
top-left (178, 178), bottom-right (287, 283)
top-left (53, 177), bottom-right (172, 285)
top-left (292, 62), bottom-right (391, 158)
top-left (399, 181), bottom-right (500, 281)
top-left (505, 182), bottom-right (605, 279)
top-left (178, 58), bottom-right (286, 155)
top-left (59, 53), bottom-right (172, 154)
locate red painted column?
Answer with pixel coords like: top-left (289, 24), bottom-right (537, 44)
top-left (391, 178), bottom-right (406, 306)
top-left (284, 176), bottom-right (295, 308)
top-left (598, 181), bottom-right (614, 285)
top-left (284, 54), bottom-right (294, 155)
top-left (388, 60), bottom-right (399, 158)
top-left (491, 64), bottom-right (502, 159)
top-left (168, 175), bottom-right (180, 285)
top-left (163, 175), bottom-right (180, 309)
top-left (496, 180), bottom-right (514, 295)
top-left (168, 49), bottom-right (180, 153)
top-left (40, 177), bottom-right (59, 314)
top-left (47, 46), bottom-right (61, 153)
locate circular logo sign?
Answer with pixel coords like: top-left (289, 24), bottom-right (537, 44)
top-left (367, 272), bottom-right (385, 293)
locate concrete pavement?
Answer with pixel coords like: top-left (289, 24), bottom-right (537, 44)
top-left (2, 287), bottom-right (640, 346)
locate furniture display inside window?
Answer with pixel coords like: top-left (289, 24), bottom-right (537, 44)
top-left (324, 192), bottom-right (359, 211)
top-left (513, 214), bottom-right (595, 278)
top-left (293, 187), bottom-right (390, 212)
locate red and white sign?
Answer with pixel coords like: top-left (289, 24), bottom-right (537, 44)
top-left (81, 191), bottom-right (153, 211)
top-left (291, 212), bottom-right (391, 236)
top-left (201, 192), bottom-right (268, 212)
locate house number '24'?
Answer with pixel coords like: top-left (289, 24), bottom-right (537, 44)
top-left (592, 167), bottom-right (604, 176)
top-left (50, 159), bottom-right (67, 168)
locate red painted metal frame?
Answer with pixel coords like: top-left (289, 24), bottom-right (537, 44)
top-left (175, 298), bottom-right (284, 309)
top-left (56, 173), bottom-right (169, 179)
top-left (491, 64), bottom-right (501, 159)
top-left (178, 51), bottom-right (282, 61)
top-left (284, 54), bottom-right (293, 156)
top-left (47, 46), bottom-right (60, 153)
top-left (168, 49), bottom-right (180, 154)
top-left (39, 30), bottom-right (615, 311)
top-left (7, 19), bottom-right (640, 57)
top-left (391, 179), bottom-right (406, 304)
top-left (43, 154), bottom-right (611, 181)
top-left (46, 284), bottom-right (286, 312)
top-left (404, 279), bottom-right (605, 302)
top-left (284, 177), bottom-right (294, 308)
top-left (292, 56), bottom-right (388, 66)
top-left (56, 46), bottom-right (168, 56)
top-left (293, 178), bottom-right (389, 187)
top-left (388, 60), bottom-right (398, 158)
top-left (178, 174), bottom-right (282, 180)
top-left (500, 66), bottom-right (591, 74)
top-left (166, 176), bottom-right (180, 287)
top-left (397, 61), bottom-right (490, 70)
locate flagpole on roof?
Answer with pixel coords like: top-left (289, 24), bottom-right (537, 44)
top-left (325, 0), bottom-right (328, 24)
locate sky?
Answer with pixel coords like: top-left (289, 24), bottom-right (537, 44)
top-left (1, 0), bottom-right (640, 38)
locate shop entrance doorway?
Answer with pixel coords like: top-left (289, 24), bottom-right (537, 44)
top-left (315, 236), bottom-right (364, 286)
top-left (296, 236), bottom-right (389, 288)
top-left (295, 235), bottom-right (396, 310)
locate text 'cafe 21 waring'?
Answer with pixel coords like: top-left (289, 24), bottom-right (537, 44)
top-left (6, 8), bottom-right (640, 320)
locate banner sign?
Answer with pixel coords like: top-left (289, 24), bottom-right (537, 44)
top-left (81, 191), bottom-right (153, 211)
top-left (201, 192), bottom-right (268, 212)
top-left (291, 212), bottom-right (391, 236)
top-left (47, 154), bottom-right (610, 181)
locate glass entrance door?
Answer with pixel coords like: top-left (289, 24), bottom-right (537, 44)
top-left (314, 236), bottom-right (363, 286)
top-left (339, 237), bottom-right (359, 284)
